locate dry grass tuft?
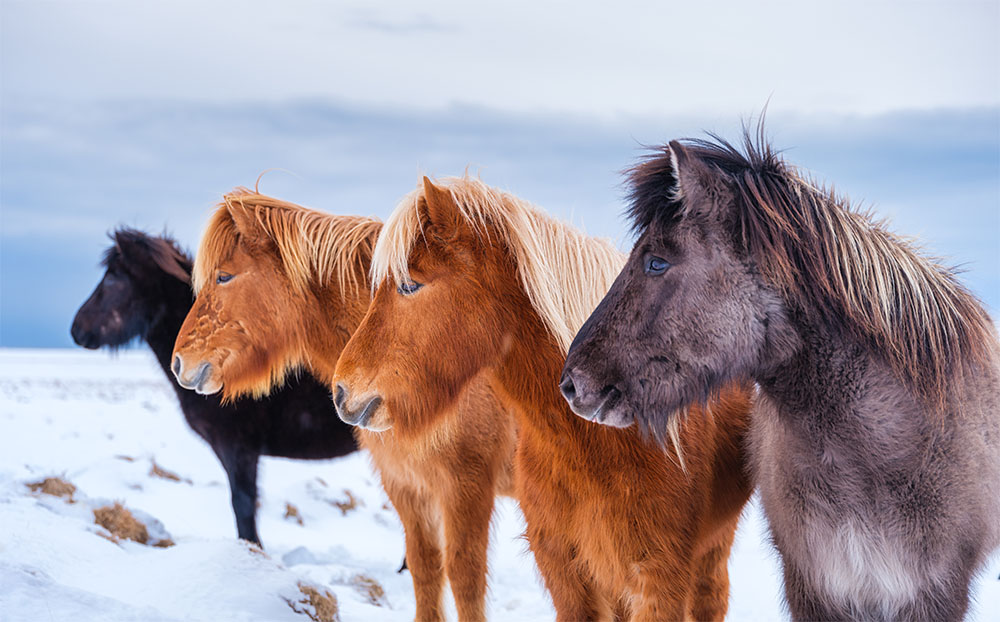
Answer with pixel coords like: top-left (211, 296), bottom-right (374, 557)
top-left (285, 583), bottom-right (340, 622)
top-left (94, 502), bottom-right (149, 544)
top-left (149, 459), bottom-right (190, 483)
top-left (284, 502), bottom-right (304, 526)
top-left (331, 490), bottom-right (362, 516)
top-left (153, 538), bottom-right (175, 548)
top-left (114, 454), bottom-right (136, 462)
top-left (351, 574), bottom-right (387, 607)
top-left (26, 477), bottom-right (76, 501)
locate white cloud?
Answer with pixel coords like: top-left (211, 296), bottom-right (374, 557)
top-left (2, 0), bottom-right (997, 117)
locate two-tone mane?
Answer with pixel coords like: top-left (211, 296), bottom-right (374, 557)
top-left (629, 129), bottom-right (996, 406)
top-left (194, 188), bottom-right (382, 299)
top-left (373, 177), bottom-right (626, 352)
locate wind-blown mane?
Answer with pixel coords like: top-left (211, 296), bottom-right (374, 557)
top-left (629, 128), bottom-right (996, 405)
top-left (107, 228), bottom-right (192, 283)
top-left (373, 177), bottom-right (626, 353)
top-left (194, 188), bottom-right (382, 298)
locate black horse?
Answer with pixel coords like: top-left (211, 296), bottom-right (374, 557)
top-left (71, 228), bottom-right (358, 547)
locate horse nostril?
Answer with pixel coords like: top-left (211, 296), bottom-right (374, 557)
top-left (559, 373), bottom-right (577, 401)
top-left (334, 383), bottom-right (347, 413)
top-left (172, 355), bottom-right (182, 377)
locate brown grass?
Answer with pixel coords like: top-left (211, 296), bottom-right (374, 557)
top-left (94, 503), bottom-right (149, 544)
top-left (26, 477), bottom-right (76, 502)
top-left (284, 502), bottom-right (304, 526)
top-left (149, 459), bottom-right (190, 483)
top-left (331, 490), bottom-right (361, 516)
top-left (285, 583), bottom-right (340, 622)
top-left (350, 574), bottom-right (387, 607)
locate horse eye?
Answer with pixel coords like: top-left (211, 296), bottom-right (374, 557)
top-left (216, 272), bottom-right (234, 284)
top-left (397, 280), bottom-right (423, 296)
top-left (644, 255), bottom-right (670, 276)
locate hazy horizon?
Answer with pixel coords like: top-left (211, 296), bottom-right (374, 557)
top-left (2, 0), bottom-right (997, 347)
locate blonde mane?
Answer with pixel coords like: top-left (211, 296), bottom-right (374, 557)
top-left (194, 188), bottom-right (382, 298)
top-left (372, 177), bottom-right (626, 354)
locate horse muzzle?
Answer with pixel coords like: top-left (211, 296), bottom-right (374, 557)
top-left (173, 354), bottom-right (221, 395)
top-left (334, 383), bottom-right (386, 430)
top-left (559, 368), bottom-right (632, 428)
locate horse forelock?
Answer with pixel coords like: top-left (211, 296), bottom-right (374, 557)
top-left (373, 176), bottom-right (627, 353)
top-left (628, 127), bottom-right (997, 406)
top-left (107, 227), bottom-right (192, 283)
top-left (193, 188), bottom-right (382, 299)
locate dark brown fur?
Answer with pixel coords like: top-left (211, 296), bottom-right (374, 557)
top-left (564, 127), bottom-right (1000, 620)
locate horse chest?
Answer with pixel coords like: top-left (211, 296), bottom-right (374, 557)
top-left (750, 388), bottom-right (932, 614)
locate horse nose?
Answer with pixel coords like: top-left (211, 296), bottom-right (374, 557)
top-left (172, 354), bottom-right (182, 378)
top-left (334, 383), bottom-right (347, 413)
top-left (559, 372), bottom-right (577, 402)
top-left (334, 383), bottom-right (382, 427)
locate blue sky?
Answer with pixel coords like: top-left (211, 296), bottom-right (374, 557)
top-left (1, 1), bottom-right (998, 347)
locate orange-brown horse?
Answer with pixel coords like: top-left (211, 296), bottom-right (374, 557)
top-left (335, 177), bottom-right (754, 621)
top-left (171, 189), bottom-right (515, 622)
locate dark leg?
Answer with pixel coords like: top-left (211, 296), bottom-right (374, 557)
top-left (213, 442), bottom-right (262, 547)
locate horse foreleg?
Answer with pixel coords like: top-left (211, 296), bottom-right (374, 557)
top-left (687, 521), bottom-right (738, 621)
top-left (520, 502), bottom-right (608, 622)
top-left (441, 477), bottom-right (495, 622)
top-left (384, 479), bottom-right (445, 622)
top-left (214, 442), bottom-right (262, 547)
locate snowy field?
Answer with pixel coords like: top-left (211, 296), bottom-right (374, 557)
top-left (0, 348), bottom-right (996, 621)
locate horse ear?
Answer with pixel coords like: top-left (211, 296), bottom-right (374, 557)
top-left (225, 202), bottom-right (266, 244)
top-left (668, 140), bottom-right (716, 207)
top-left (418, 176), bottom-right (459, 232)
top-left (113, 230), bottom-right (142, 261)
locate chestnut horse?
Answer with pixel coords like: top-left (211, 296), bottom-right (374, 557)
top-left (71, 228), bottom-right (357, 547)
top-left (334, 177), bottom-right (754, 621)
top-left (562, 130), bottom-right (1000, 620)
top-left (171, 189), bottom-right (515, 622)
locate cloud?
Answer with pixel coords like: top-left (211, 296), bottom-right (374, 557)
top-left (2, 1), bottom-right (997, 116)
top-left (1, 99), bottom-right (997, 347)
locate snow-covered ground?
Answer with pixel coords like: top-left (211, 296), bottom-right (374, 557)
top-left (0, 348), bottom-right (996, 621)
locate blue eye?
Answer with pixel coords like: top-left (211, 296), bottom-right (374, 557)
top-left (216, 272), bottom-right (234, 284)
top-left (397, 280), bottom-right (423, 295)
top-left (644, 255), bottom-right (670, 276)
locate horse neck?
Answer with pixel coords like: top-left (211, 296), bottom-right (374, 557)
top-left (492, 313), bottom-right (589, 439)
top-left (756, 313), bottom-right (905, 422)
top-left (143, 280), bottom-right (195, 381)
top-left (296, 281), bottom-right (371, 385)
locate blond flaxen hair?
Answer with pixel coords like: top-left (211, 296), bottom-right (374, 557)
top-left (194, 188), bottom-right (382, 299)
top-left (372, 177), bottom-right (626, 354)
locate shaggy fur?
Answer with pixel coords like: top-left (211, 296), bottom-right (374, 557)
top-left (563, 127), bottom-right (1000, 620)
top-left (172, 194), bottom-right (514, 622)
top-left (374, 178), bottom-right (625, 352)
top-left (336, 177), bottom-right (754, 620)
top-left (71, 229), bottom-right (357, 547)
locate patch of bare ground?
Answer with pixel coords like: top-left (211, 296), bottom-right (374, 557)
top-left (26, 477), bottom-right (76, 502)
top-left (284, 502), bottom-right (304, 526)
top-left (285, 583), bottom-right (340, 622)
top-left (351, 574), bottom-right (387, 607)
top-left (332, 489), bottom-right (362, 516)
